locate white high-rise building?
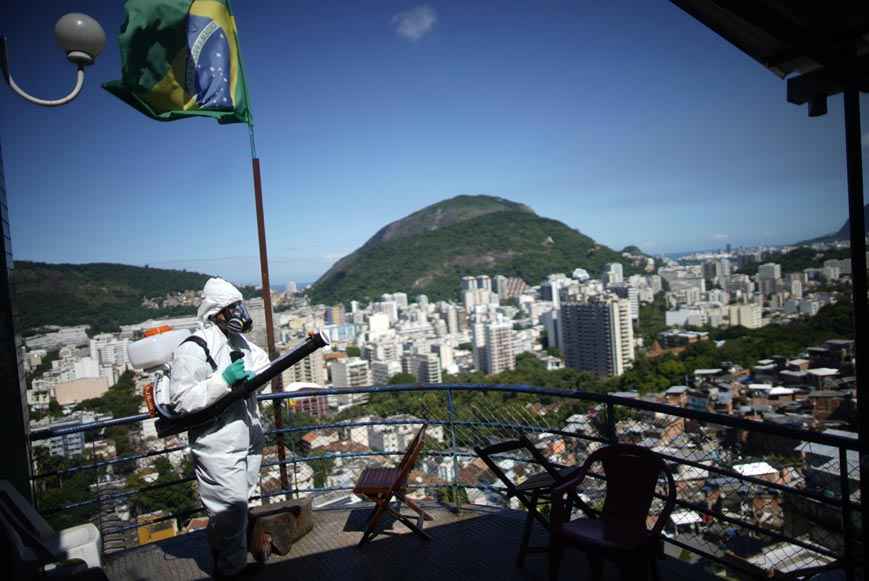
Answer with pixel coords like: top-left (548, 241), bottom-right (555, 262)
top-left (561, 297), bottom-right (634, 377)
top-left (609, 285), bottom-right (639, 321)
top-left (756, 263), bottom-right (781, 295)
top-left (401, 353), bottom-right (442, 384)
top-left (451, 307), bottom-right (463, 334)
top-left (483, 322), bottom-right (515, 375)
top-left (494, 275), bottom-right (509, 296)
top-left (286, 281), bottom-right (298, 294)
top-left (392, 292), bottom-right (409, 309)
top-left (90, 335), bottom-right (129, 368)
top-left (728, 304), bottom-right (763, 329)
top-left (471, 322), bottom-right (487, 370)
top-left (757, 263), bottom-right (782, 281)
top-left (329, 357), bottom-right (371, 409)
top-left (603, 263), bottom-right (624, 286)
top-left (368, 313), bottom-right (391, 337)
top-left (74, 357), bottom-right (100, 380)
top-left (284, 347), bottom-right (326, 385)
top-left (371, 360), bottom-right (401, 385)
top-left (331, 358), bottom-right (371, 388)
top-left (373, 301), bottom-right (399, 323)
top-left (707, 289), bottom-right (730, 305)
top-left (727, 274), bottom-right (755, 298)
top-left (463, 288), bottom-right (498, 311)
top-left (430, 342), bottom-right (454, 371)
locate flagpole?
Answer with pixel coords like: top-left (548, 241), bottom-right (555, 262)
top-left (248, 122), bottom-right (290, 493)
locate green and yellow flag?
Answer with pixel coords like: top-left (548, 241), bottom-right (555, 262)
top-left (104, 0), bottom-right (252, 124)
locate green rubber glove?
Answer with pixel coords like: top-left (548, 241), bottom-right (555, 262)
top-left (222, 359), bottom-right (249, 385)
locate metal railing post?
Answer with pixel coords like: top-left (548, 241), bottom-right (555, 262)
top-left (289, 431), bottom-right (300, 500)
top-left (447, 387), bottom-right (460, 513)
top-left (839, 447), bottom-right (855, 581)
top-left (92, 439), bottom-right (103, 540)
top-left (605, 402), bottom-right (617, 444)
top-left (273, 399), bottom-right (290, 491)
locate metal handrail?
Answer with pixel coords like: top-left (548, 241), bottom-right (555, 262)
top-left (30, 384), bottom-right (865, 451)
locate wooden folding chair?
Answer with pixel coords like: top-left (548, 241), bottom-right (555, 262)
top-left (353, 424), bottom-right (433, 546)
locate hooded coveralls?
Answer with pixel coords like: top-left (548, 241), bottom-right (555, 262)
top-left (168, 278), bottom-right (270, 576)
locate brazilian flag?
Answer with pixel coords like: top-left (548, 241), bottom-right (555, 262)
top-left (104, 0), bottom-right (252, 124)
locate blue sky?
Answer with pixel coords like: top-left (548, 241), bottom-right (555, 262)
top-left (1, 1), bottom-right (866, 286)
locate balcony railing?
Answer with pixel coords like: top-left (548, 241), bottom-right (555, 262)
top-left (28, 384), bottom-right (863, 579)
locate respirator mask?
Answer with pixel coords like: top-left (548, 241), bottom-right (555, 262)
top-left (214, 301), bottom-right (253, 335)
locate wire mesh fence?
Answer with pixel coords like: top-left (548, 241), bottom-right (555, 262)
top-left (27, 384), bottom-right (862, 579)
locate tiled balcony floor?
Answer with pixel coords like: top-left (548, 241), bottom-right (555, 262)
top-left (105, 504), bottom-right (721, 580)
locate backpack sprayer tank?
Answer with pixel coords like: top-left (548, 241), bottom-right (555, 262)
top-left (126, 326), bottom-right (192, 416)
top-left (128, 326), bottom-right (192, 369)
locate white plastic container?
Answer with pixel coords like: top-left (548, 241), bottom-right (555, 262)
top-left (57, 523), bottom-right (103, 569)
top-left (127, 328), bottom-right (191, 370)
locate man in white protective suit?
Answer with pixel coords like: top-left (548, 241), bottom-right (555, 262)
top-left (168, 277), bottom-right (270, 577)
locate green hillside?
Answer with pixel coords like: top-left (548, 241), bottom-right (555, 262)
top-left (319, 195), bottom-right (534, 285)
top-left (308, 201), bottom-right (632, 305)
top-left (364, 194), bottom-right (532, 246)
top-left (14, 262), bottom-right (252, 335)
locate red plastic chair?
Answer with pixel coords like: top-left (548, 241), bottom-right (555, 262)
top-left (548, 444), bottom-right (676, 581)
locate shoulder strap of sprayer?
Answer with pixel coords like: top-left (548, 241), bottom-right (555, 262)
top-left (182, 336), bottom-right (218, 372)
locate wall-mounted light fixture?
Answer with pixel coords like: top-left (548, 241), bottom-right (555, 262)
top-left (0, 13), bottom-right (106, 107)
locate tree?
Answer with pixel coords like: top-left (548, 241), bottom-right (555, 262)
top-left (310, 457), bottom-right (335, 488)
top-left (435, 486), bottom-right (468, 506)
top-left (48, 398), bottom-right (63, 417)
top-left (26, 349), bottom-right (60, 388)
top-left (279, 410), bottom-right (319, 454)
top-left (389, 372), bottom-right (417, 385)
top-left (33, 449), bottom-right (100, 531)
top-left (127, 457), bottom-right (199, 517)
top-left (345, 346), bottom-right (361, 357)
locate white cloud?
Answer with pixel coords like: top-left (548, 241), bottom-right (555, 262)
top-left (392, 5), bottom-right (437, 42)
top-left (711, 233), bottom-right (729, 241)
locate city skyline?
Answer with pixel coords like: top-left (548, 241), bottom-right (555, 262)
top-left (2, 1), bottom-right (867, 286)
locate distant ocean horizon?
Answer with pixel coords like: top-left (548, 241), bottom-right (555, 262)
top-left (272, 281), bottom-right (313, 292)
top-left (661, 249), bottom-right (723, 260)
top-left (239, 281), bottom-right (313, 292)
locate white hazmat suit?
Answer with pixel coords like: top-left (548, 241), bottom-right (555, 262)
top-left (168, 278), bottom-right (269, 577)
